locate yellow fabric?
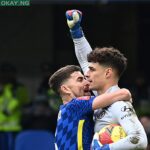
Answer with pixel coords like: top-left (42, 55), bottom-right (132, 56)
top-left (77, 120), bottom-right (85, 150)
top-left (0, 84), bottom-right (21, 131)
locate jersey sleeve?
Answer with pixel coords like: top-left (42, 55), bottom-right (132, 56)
top-left (70, 96), bottom-right (95, 116)
top-left (109, 101), bottom-right (148, 150)
top-left (73, 36), bottom-right (92, 74)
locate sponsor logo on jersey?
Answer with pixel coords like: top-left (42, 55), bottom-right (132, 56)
top-left (94, 109), bottom-right (106, 120)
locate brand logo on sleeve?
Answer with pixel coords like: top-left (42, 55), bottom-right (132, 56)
top-left (121, 106), bottom-right (135, 120)
top-left (121, 106), bottom-right (134, 113)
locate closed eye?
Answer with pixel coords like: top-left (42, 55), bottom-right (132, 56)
top-left (77, 76), bottom-right (84, 82)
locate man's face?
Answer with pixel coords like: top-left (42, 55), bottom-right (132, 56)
top-left (65, 71), bottom-right (91, 97)
top-left (85, 62), bottom-right (107, 91)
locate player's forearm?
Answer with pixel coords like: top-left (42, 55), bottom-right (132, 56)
top-left (110, 103), bottom-right (148, 150)
top-left (92, 89), bottom-right (130, 110)
top-left (92, 130), bottom-right (147, 150)
top-left (109, 133), bottom-right (148, 150)
top-left (73, 36), bottom-right (92, 74)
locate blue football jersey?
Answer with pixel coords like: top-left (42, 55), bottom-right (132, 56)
top-left (55, 96), bottom-right (95, 150)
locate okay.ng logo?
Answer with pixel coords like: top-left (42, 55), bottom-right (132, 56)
top-left (0, 0), bottom-right (30, 6)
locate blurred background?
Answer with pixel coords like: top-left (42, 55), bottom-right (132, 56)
top-left (0, 0), bottom-right (150, 149)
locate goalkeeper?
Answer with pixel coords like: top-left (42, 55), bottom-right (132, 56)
top-left (49, 65), bottom-right (131, 150)
top-left (66, 10), bottom-right (148, 150)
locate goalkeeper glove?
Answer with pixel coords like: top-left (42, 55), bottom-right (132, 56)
top-left (92, 133), bottom-right (110, 150)
top-left (65, 9), bottom-right (84, 38)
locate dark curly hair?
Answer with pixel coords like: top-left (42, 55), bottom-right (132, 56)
top-left (87, 47), bottom-right (127, 78)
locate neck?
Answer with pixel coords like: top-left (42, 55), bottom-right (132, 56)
top-left (62, 94), bottom-right (74, 104)
top-left (97, 81), bottom-right (118, 95)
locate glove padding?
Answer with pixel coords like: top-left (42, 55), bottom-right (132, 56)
top-left (92, 133), bottom-right (110, 150)
top-left (66, 9), bottom-right (82, 30)
top-left (66, 9), bottom-right (83, 38)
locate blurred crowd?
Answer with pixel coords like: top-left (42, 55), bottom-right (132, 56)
top-left (0, 62), bottom-right (61, 150)
top-left (0, 62), bottom-right (150, 150)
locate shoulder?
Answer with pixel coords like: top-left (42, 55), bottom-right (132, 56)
top-left (111, 101), bottom-right (132, 108)
top-left (108, 101), bottom-right (138, 121)
top-left (76, 96), bottom-right (95, 103)
top-left (76, 96), bottom-right (93, 101)
top-left (66, 96), bottom-right (92, 106)
top-left (71, 96), bottom-right (95, 108)
top-left (109, 101), bottom-right (135, 114)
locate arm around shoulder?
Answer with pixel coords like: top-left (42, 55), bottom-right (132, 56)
top-left (92, 89), bottom-right (131, 110)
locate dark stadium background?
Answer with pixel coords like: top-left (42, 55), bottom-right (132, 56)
top-left (0, 0), bottom-right (150, 150)
top-left (0, 1), bottom-right (150, 95)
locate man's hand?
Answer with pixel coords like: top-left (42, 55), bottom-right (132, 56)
top-left (66, 9), bottom-right (83, 38)
top-left (92, 133), bottom-right (110, 150)
top-left (66, 9), bottom-right (82, 30)
top-left (120, 88), bottom-right (132, 103)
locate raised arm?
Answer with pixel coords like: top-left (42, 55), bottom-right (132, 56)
top-left (66, 10), bottom-right (92, 74)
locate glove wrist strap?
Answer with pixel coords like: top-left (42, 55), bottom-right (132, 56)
top-left (101, 144), bottom-right (110, 150)
top-left (70, 27), bottom-right (84, 38)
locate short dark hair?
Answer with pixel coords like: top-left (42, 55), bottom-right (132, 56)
top-left (48, 65), bottom-right (81, 94)
top-left (87, 47), bottom-right (127, 78)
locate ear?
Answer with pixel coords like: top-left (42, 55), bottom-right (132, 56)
top-left (60, 85), bottom-right (71, 94)
top-left (105, 68), bottom-right (112, 78)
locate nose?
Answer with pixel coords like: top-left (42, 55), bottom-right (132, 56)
top-left (84, 71), bottom-right (90, 80)
top-left (84, 78), bottom-right (90, 86)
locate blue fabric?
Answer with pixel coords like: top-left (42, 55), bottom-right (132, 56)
top-left (55, 96), bottom-right (95, 150)
top-left (92, 140), bottom-right (110, 150)
top-left (66, 10), bottom-right (84, 38)
top-left (15, 130), bottom-right (55, 150)
top-left (0, 132), bottom-right (16, 150)
top-left (70, 27), bottom-right (84, 39)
